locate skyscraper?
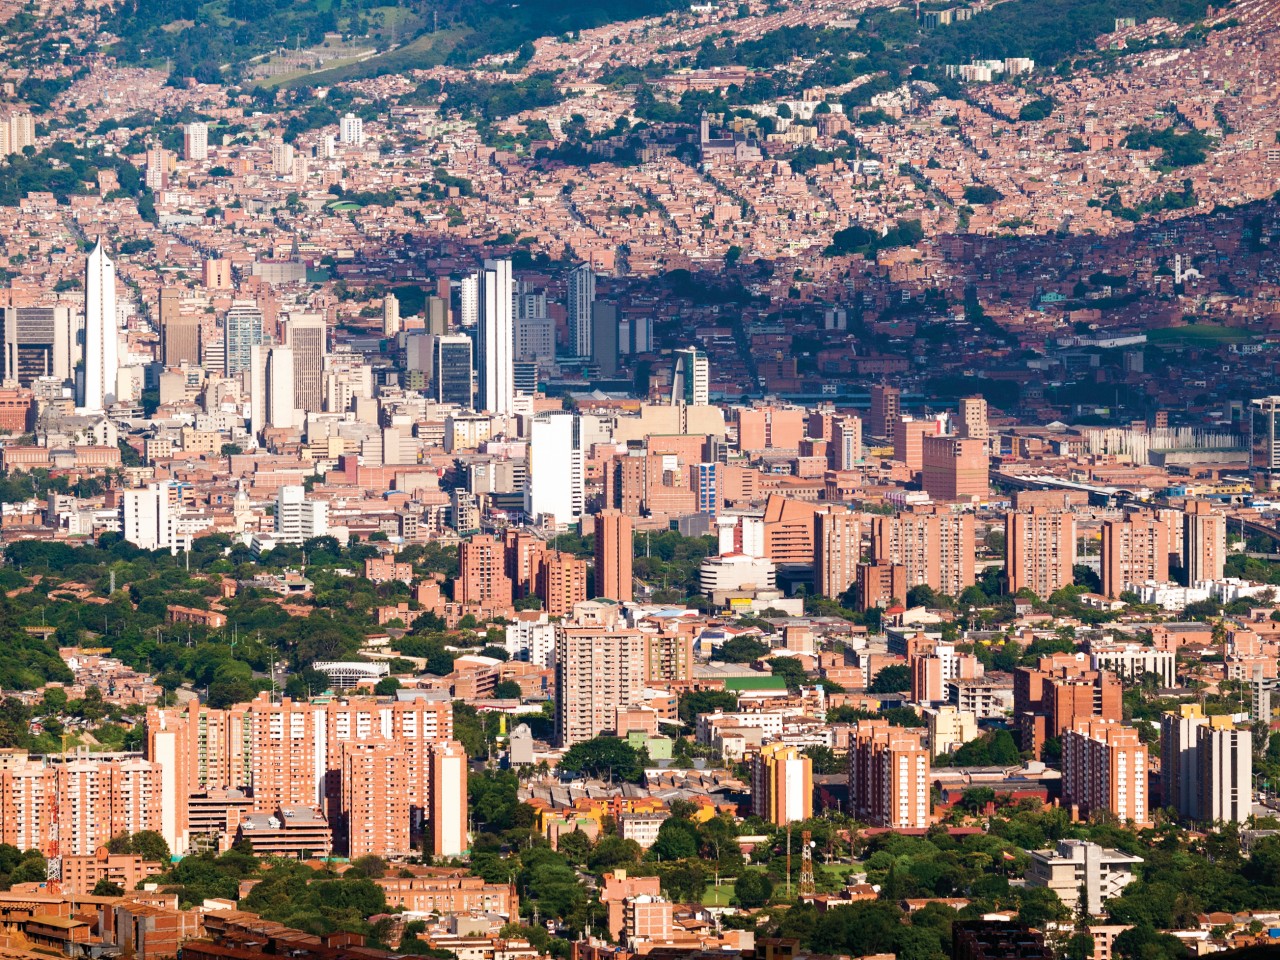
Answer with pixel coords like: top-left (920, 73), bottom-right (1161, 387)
top-left (281, 313), bottom-right (326, 414)
top-left (1006, 507), bottom-right (1076, 597)
top-left (1100, 512), bottom-right (1169, 598)
top-left (82, 238), bottom-right (118, 412)
top-left (959, 395), bottom-right (989, 440)
top-left (1, 306), bottom-right (73, 386)
top-left (671, 347), bottom-right (709, 405)
top-left (160, 290), bottom-right (200, 368)
top-left (1183, 499), bottom-right (1226, 584)
top-left (815, 506), bottom-right (861, 600)
top-left (591, 302), bottom-right (619, 376)
top-left (1062, 719), bottom-right (1148, 825)
top-left (568, 263), bottom-right (596, 357)
top-left (555, 625), bottom-right (647, 746)
top-left (339, 113), bottom-right (364, 146)
top-left (525, 412), bottom-right (584, 526)
top-left (459, 273), bottom-right (479, 327)
top-left (868, 383), bottom-right (901, 441)
top-left (382, 292), bottom-right (401, 337)
top-left (183, 122), bottom-right (208, 162)
top-left (594, 509), bottom-right (633, 603)
top-left (870, 507), bottom-right (975, 597)
top-left (433, 334), bottom-right (473, 407)
top-left (751, 743), bottom-right (813, 825)
top-left (477, 259), bottom-right (514, 415)
top-left (537, 552), bottom-right (588, 617)
top-left (846, 720), bottom-right (930, 829)
top-left (223, 303), bottom-right (265, 378)
top-left (457, 534), bottom-right (513, 606)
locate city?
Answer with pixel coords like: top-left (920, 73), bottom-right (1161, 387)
top-left (1, 0), bottom-right (1280, 959)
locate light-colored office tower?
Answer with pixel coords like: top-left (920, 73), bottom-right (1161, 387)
top-left (568, 263), bottom-right (596, 357)
top-left (815, 506), bottom-right (861, 599)
top-left (433, 335), bottom-right (473, 407)
top-left (921, 434), bottom-right (988, 501)
top-left (537, 552), bottom-right (588, 617)
top-left (0, 306), bottom-right (73, 385)
top-left (1100, 511), bottom-right (1170, 598)
top-left (428, 740), bottom-right (469, 857)
top-left (121, 482), bottom-right (183, 551)
top-left (275, 485), bottom-right (329, 542)
top-left (515, 314), bottom-right (555, 361)
top-left (1183, 499), bottom-right (1226, 583)
top-left (525, 412), bottom-right (584, 526)
top-left (477, 260), bottom-right (514, 415)
top-left (203, 258), bottom-right (232, 290)
top-left (670, 347), bottom-right (709, 406)
top-left (459, 273), bottom-right (479, 326)
top-left (183, 121), bottom-right (208, 161)
top-left (1197, 717), bottom-right (1252, 824)
top-left (751, 743), bottom-right (813, 826)
top-left (1006, 507), bottom-right (1076, 597)
top-left (1062, 719), bottom-right (1149, 825)
top-left (554, 625), bottom-right (648, 746)
top-left (846, 719), bottom-right (930, 828)
top-left (959, 395), bottom-right (989, 440)
top-left (281, 314), bottom-right (326, 414)
top-left (383, 292), bottom-right (401, 337)
top-left (339, 112), bottom-right (364, 145)
top-left (1027, 840), bottom-right (1142, 916)
top-left (1161, 704), bottom-right (1205, 820)
top-left (830, 416), bottom-right (862, 470)
top-left (868, 383), bottom-right (901, 441)
top-left (82, 238), bottom-right (118, 411)
top-left (223, 302), bottom-right (264, 378)
top-left (869, 507), bottom-right (975, 597)
top-left (594, 509), bottom-right (633, 603)
top-left (266, 345), bottom-right (296, 429)
top-left (1250, 396), bottom-right (1280, 490)
top-left (323, 353), bottom-right (373, 413)
top-left (271, 140), bottom-right (295, 176)
top-left (457, 534), bottom-right (513, 606)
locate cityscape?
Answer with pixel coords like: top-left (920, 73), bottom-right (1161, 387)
top-left (1, 0), bottom-right (1280, 960)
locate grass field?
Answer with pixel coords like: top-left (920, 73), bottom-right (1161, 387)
top-left (702, 882), bottom-right (736, 907)
top-left (278, 27), bottom-right (469, 88)
top-left (1146, 324), bottom-right (1252, 344)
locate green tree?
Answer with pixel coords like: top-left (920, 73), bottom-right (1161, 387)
top-left (560, 737), bottom-right (644, 783)
top-left (734, 869), bottom-right (773, 908)
top-left (869, 663), bottom-right (911, 693)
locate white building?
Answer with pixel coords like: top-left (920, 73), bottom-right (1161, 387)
top-left (477, 259), bottom-right (514, 416)
top-left (671, 347), bottom-right (709, 406)
top-left (924, 704), bottom-right (978, 756)
top-left (339, 113), bottom-right (364, 146)
top-left (504, 615), bottom-right (556, 667)
top-left (121, 483), bottom-right (189, 553)
top-left (525, 412), bottom-right (584, 526)
top-left (1088, 642), bottom-right (1176, 688)
top-left (275, 485), bottom-right (329, 543)
top-left (698, 553), bottom-right (776, 597)
top-left (1026, 840), bottom-right (1142, 916)
top-left (383, 292), bottom-right (400, 337)
top-left (81, 239), bottom-right (118, 412)
top-left (567, 263), bottom-right (595, 357)
top-left (183, 121), bottom-right (208, 162)
top-left (459, 273), bottom-right (479, 327)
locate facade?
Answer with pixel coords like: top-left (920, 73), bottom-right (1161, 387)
top-left (869, 508), bottom-right (975, 597)
top-left (1183, 499), bottom-right (1226, 583)
top-left (671, 347), bottom-right (709, 405)
top-left (1026, 840), bottom-right (1142, 916)
top-left (814, 506), bottom-right (860, 600)
top-left (1005, 507), bottom-right (1076, 597)
top-left (458, 534), bottom-right (514, 606)
top-left (281, 314), bottom-right (327, 414)
top-left (847, 719), bottom-right (931, 829)
top-left (554, 625), bottom-right (647, 746)
top-left (538, 552), bottom-right (588, 617)
top-left (525, 413), bottom-right (585, 526)
top-left (121, 483), bottom-right (185, 552)
top-left (382, 292), bottom-right (400, 336)
top-left (1162, 705), bottom-right (1251, 824)
top-left (1, 306), bottom-right (74, 386)
top-left (921, 434), bottom-right (988, 501)
top-left (433, 334), bottom-right (474, 407)
top-left (868, 383), bottom-right (901, 440)
top-left (1062, 719), bottom-right (1149, 825)
top-left (856, 560), bottom-right (907, 610)
top-left (82, 239), bottom-right (118, 411)
top-left (1100, 512), bottom-right (1169, 598)
top-left (274, 485), bottom-right (329, 543)
top-left (1250, 395), bottom-right (1280, 489)
top-left (567, 263), bottom-right (596, 357)
top-left (594, 509), bottom-right (634, 603)
top-left (477, 259), bottom-right (515, 415)
top-left (339, 113), bottom-right (364, 145)
top-left (959, 396), bottom-right (989, 440)
top-left (750, 743), bottom-right (813, 825)
top-left (183, 121), bottom-right (208, 161)
top-left (223, 303), bottom-right (265, 378)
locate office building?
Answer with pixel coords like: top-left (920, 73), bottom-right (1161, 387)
top-left (1005, 507), bottom-right (1076, 597)
top-left (1161, 705), bottom-right (1250, 823)
top-left (894, 418), bottom-right (938, 474)
top-left (1250, 396), bottom-right (1280, 490)
top-left (459, 273), bottom-right (479, 326)
top-left (751, 743), bottom-right (812, 825)
top-left (925, 704), bottom-right (978, 756)
top-left (591, 302), bottom-right (619, 376)
top-left (1, 305), bottom-right (73, 386)
top-left (921, 434), bottom-right (988, 501)
top-left (223, 303), bottom-right (265, 378)
top-left (568, 264), bottom-right (596, 357)
top-left (339, 113), bottom-right (364, 146)
top-left (1183, 499), bottom-right (1226, 583)
top-left (959, 395), bottom-right (989, 440)
top-left (274, 485), bottom-right (329, 543)
top-left (1100, 512), bottom-right (1169, 598)
top-left (82, 238), bottom-right (118, 411)
top-left (538, 552), bottom-right (588, 617)
top-left (1026, 840), bottom-right (1142, 916)
top-left (869, 507), bottom-right (975, 597)
top-left (671, 347), bottom-right (709, 405)
top-left (555, 625), bottom-right (648, 746)
top-left (161, 311), bottom-right (200, 370)
top-left (477, 260), bottom-right (514, 415)
top-left (281, 314), bottom-right (326, 414)
top-left (525, 412), bottom-right (584, 526)
top-left (121, 483), bottom-right (184, 552)
top-left (694, 461), bottom-right (719, 516)
top-left (382, 292), bottom-right (400, 336)
top-left (457, 534), bottom-right (513, 606)
top-left (815, 506), bottom-right (861, 599)
top-left (1062, 719), bottom-right (1148, 825)
top-left (183, 122), bottom-right (208, 161)
top-left (594, 509), bottom-right (633, 603)
top-left (868, 383), bottom-right (901, 441)
top-left (433, 334), bottom-right (473, 407)
top-left (257, 344), bottom-right (296, 431)
top-left (847, 720), bottom-right (930, 829)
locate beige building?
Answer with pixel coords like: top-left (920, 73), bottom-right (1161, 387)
top-left (554, 625), bottom-right (647, 746)
top-left (1027, 839), bottom-right (1142, 915)
top-left (924, 704), bottom-right (978, 756)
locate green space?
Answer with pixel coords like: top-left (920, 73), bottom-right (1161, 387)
top-left (702, 881), bottom-right (735, 906)
top-left (327, 200), bottom-right (362, 211)
top-left (1146, 324), bottom-right (1252, 344)
top-left (276, 27), bottom-right (470, 89)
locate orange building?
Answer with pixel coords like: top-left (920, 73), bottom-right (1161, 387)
top-left (762, 494), bottom-right (821, 564)
top-left (457, 534), bottom-right (513, 606)
top-left (1062, 719), bottom-right (1149, 825)
top-left (920, 434), bottom-right (988, 502)
top-left (856, 561), bottom-right (908, 611)
top-left (1183, 499), bottom-right (1226, 583)
top-left (1013, 655), bottom-right (1123, 758)
top-left (814, 506), bottom-right (861, 600)
top-left (869, 507), bottom-right (975, 597)
top-left (737, 405), bottom-right (806, 452)
top-left (1005, 507), bottom-right (1076, 598)
top-left (504, 530), bottom-right (547, 599)
top-left (554, 627), bottom-right (647, 746)
top-left (894, 419), bottom-right (939, 474)
top-left (594, 509), bottom-right (634, 603)
top-left (340, 740), bottom-right (414, 859)
top-left (750, 743), bottom-right (813, 825)
top-left (537, 553), bottom-right (588, 617)
top-left (868, 384), bottom-right (901, 441)
top-left (846, 720), bottom-right (930, 828)
top-left (1100, 512), bottom-right (1169, 598)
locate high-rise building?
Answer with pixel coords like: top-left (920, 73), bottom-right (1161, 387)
top-left (223, 302), bottom-right (265, 378)
top-left (341, 741), bottom-right (413, 859)
top-left (856, 561), bottom-right (907, 611)
top-left (594, 509), bottom-right (633, 603)
top-left (537, 552), bottom-right (588, 617)
top-left (568, 264), bottom-right (596, 357)
top-left (868, 383), bottom-right (901, 441)
top-left (591, 302), bottom-right (619, 376)
top-left (694, 461), bottom-right (719, 516)
top-left (477, 260), bottom-right (514, 415)
top-left (1250, 396), bottom-right (1280, 490)
top-left (82, 238), bottom-right (118, 411)
top-left (1014, 654), bottom-right (1123, 758)
top-left (554, 625), bottom-right (647, 746)
top-left (383, 292), bottom-right (401, 337)
top-left (459, 273), bottom-right (479, 327)
top-left (504, 530), bottom-right (548, 599)
top-left (339, 113), bottom-right (364, 146)
top-left (433, 334), bottom-right (473, 407)
top-left (815, 506), bottom-right (861, 599)
top-left (846, 719), bottom-right (930, 828)
top-left (921, 434), bottom-right (988, 501)
top-left (869, 507), bottom-right (975, 597)
top-left (121, 483), bottom-right (185, 552)
top-left (275, 485), bottom-right (329, 542)
top-left (894, 418), bottom-right (938, 474)
top-left (1161, 705), bottom-right (1251, 824)
top-left (0, 306), bottom-right (73, 386)
top-left (161, 297), bottom-right (200, 369)
top-left (1006, 507), bottom-right (1076, 597)
top-left (1100, 512), bottom-right (1169, 598)
top-left (1062, 719), bottom-right (1148, 825)
top-left (183, 121), bottom-right (208, 162)
top-left (203, 258), bottom-right (232, 290)
top-left (525, 412), bottom-right (584, 526)
top-left (264, 344), bottom-right (296, 430)
top-left (959, 395), bottom-right (989, 440)
top-left (0, 112), bottom-right (35, 156)
top-left (671, 347), bottom-right (709, 406)
top-left (457, 534), bottom-right (513, 606)
top-left (427, 740), bottom-right (468, 857)
top-left (751, 743), bottom-right (813, 825)
top-left (830, 416), bottom-right (862, 470)
top-left (1183, 499), bottom-right (1226, 584)
top-left (281, 314), bottom-right (326, 414)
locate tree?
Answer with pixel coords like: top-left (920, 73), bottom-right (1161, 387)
top-left (93, 878), bottom-right (125, 896)
top-left (493, 680), bottom-right (523, 699)
top-left (1112, 925), bottom-right (1186, 960)
top-left (653, 816), bottom-right (701, 861)
top-left (678, 689), bottom-right (738, 726)
top-left (734, 869), bottom-right (773, 908)
top-left (129, 830), bottom-right (171, 863)
top-left (559, 737), bottom-right (644, 783)
top-left (373, 677), bottom-right (401, 696)
top-left (713, 636), bottom-right (769, 662)
top-left (869, 664), bottom-right (910, 693)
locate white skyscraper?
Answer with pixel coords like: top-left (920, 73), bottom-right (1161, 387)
top-left (339, 113), bottom-right (364, 146)
top-left (567, 264), bottom-right (595, 358)
top-left (477, 259), bottom-right (514, 416)
top-left (671, 347), bottom-right (709, 406)
top-left (525, 412), bottom-right (584, 526)
top-left (81, 238), bottom-right (118, 412)
top-left (121, 483), bottom-right (187, 552)
top-left (459, 273), bottom-right (479, 327)
top-left (275, 485), bottom-right (329, 542)
top-left (183, 122), bottom-right (208, 162)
